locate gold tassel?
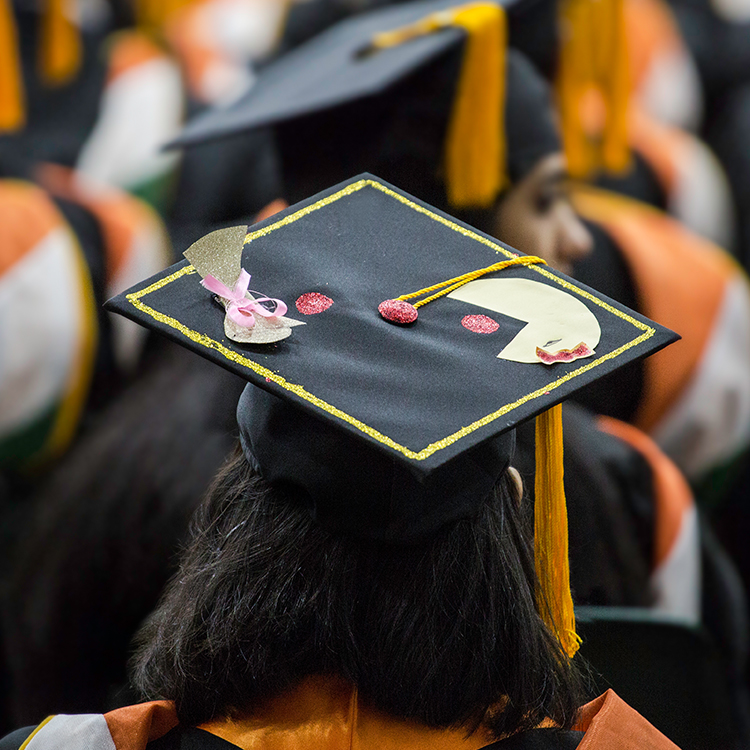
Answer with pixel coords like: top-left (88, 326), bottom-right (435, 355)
top-left (534, 404), bottom-right (580, 658)
top-left (138, 0), bottom-right (197, 33)
top-left (40, 0), bottom-right (82, 84)
top-left (0, 0), bottom-right (24, 130)
top-left (444, 4), bottom-right (506, 208)
top-left (557, 0), bottom-right (630, 178)
top-left (557, 0), bottom-right (593, 178)
top-left (372, 3), bottom-right (508, 209)
top-left (137, 0), bottom-right (168, 32)
top-left (599, 0), bottom-right (630, 172)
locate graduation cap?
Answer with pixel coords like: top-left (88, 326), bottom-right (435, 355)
top-left (107, 174), bottom-right (677, 658)
top-left (173, 0), bottom-right (630, 187)
top-left (173, 0), bottom-right (539, 211)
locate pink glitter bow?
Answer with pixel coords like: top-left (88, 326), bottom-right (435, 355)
top-left (201, 270), bottom-right (287, 328)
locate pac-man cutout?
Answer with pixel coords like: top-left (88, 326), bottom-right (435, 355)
top-left (448, 277), bottom-right (601, 363)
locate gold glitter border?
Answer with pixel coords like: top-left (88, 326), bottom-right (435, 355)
top-left (126, 178), bottom-right (657, 461)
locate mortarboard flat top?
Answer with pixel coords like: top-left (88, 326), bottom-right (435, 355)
top-left (172, 0), bottom-right (512, 149)
top-left (106, 174), bottom-right (678, 478)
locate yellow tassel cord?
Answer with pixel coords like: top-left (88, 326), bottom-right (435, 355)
top-left (534, 404), bottom-right (581, 658)
top-left (397, 254), bottom-right (545, 307)
top-left (372, 3), bottom-right (507, 209)
top-left (137, 0), bottom-right (197, 33)
top-left (557, 0), bottom-right (630, 178)
top-left (40, 0), bottom-right (82, 84)
top-left (0, 0), bottom-right (24, 130)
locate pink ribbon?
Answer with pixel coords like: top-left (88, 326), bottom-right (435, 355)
top-left (201, 270), bottom-right (287, 328)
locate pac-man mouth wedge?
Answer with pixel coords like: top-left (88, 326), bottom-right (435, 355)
top-left (106, 174), bottom-right (678, 659)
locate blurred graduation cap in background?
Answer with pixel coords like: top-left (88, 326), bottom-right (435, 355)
top-left (172, 0), bottom-right (563, 214)
top-left (106, 173), bottom-right (678, 659)
top-left (172, 0), bottom-right (629, 203)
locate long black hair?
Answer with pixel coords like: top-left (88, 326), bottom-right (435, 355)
top-left (132, 447), bottom-right (584, 738)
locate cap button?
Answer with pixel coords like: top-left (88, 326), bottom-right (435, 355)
top-left (378, 299), bottom-right (418, 325)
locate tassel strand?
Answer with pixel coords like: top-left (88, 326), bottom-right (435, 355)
top-left (0, 0), bottom-right (24, 130)
top-left (372, 3), bottom-right (508, 209)
top-left (535, 404), bottom-right (580, 659)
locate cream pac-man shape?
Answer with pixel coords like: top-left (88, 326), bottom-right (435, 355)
top-left (448, 277), bottom-right (601, 363)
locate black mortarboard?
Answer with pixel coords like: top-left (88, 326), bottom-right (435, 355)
top-left (174, 0), bottom-right (482, 145)
top-left (171, 0), bottom-right (559, 212)
top-left (106, 174), bottom-right (677, 655)
top-left (106, 171), bottom-right (675, 520)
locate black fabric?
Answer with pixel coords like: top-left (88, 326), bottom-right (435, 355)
top-left (506, 0), bottom-right (558, 81)
top-left (149, 726), bottom-right (242, 749)
top-left (504, 52), bottom-right (560, 183)
top-left (239, 386), bottom-right (513, 542)
top-left (0, 8), bottom-right (108, 178)
top-left (175, 0), bottom-right (471, 147)
top-left (277, 47), bottom-right (559, 207)
top-left (482, 728), bottom-right (584, 749)
top-left (169, 124), bottom-right (283, 259)
top-left (514, 403), bottom-right (654, 607)
top-left (278, 0), bottom-right (561, 83)
top-left (274, 43), bottom-right (461, 208)
top-left (51, 196), bottom-right (120, 411)
top-left (0, 726), bottom-right (34, 750)
top-left (571, 222), bottom-right (645, 423)
top-left (703, 84), bottom-right (750, 268)
top-left (595, 153), bottom-right (668, 213)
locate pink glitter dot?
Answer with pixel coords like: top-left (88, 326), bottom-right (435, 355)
top-left (461, 314), bottom-right (499, 334)
top-left (378, 299), bottom-right (418, 324)
top-left (296, 292), bottom-right (333, 315)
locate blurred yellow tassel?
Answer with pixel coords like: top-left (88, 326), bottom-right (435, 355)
top-left (444, 4), bottom-right (506, 208)
top-left (534, 404), bottom-right (580, 659)
top-left (40, 0), bottom-right (82, 84)
top-left (557, 0), bottom-right (630, 178)
top-left (138, 0), bottom-right (198, 32)
top-left (372, 3), bottom-right (508, 209)
top-left (0, 0), bottom-right (24, 130)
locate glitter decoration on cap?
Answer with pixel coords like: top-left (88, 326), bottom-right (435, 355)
top-left (183, 225), bottom-right (305, 344)
top-left (462, 314), bottom-right (500, 334)
top-left (296, 292), bottom-right (334, 315)
top-left (378, 299), bottom-right (418, 324)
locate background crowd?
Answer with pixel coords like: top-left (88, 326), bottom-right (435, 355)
top-left (1, 0), bottom-right (750, 746)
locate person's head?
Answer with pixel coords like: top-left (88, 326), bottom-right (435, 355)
top-left (493, 152), bottom-right (593, 275)
top-left (131, 446), bottom-right (583, 737)
top-left (471, 50), bottom-right (593, 273)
